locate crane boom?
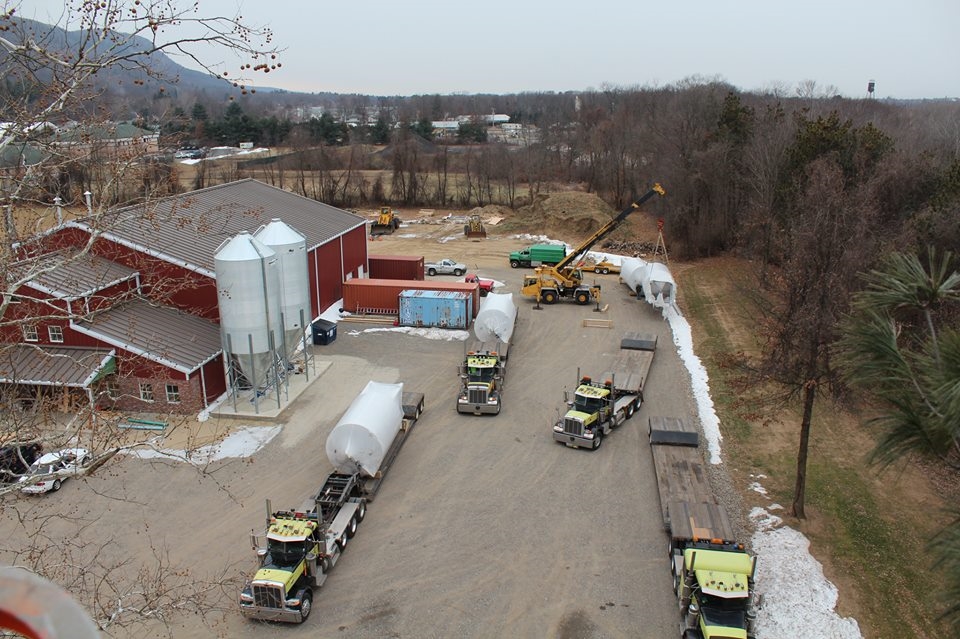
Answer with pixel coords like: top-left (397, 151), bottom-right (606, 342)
top-left (553, 183), bottom-right (665, 273)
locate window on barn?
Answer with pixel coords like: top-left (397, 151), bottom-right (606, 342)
top-left (106, 380), bottom-right (120, 399)
top-left (166, 384), bottom-right (180, 403)
top-left (139, 383), bottom-right (154, 402)
top-left (23, 325), bottom-right (38, 342)
top-left (48, 325), bottom-right (64, 343)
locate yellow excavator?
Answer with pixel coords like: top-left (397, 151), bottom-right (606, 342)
top-left (520, 183), bottom-right (665, 305)
top-left (370, 207), bottom-right (401, 236)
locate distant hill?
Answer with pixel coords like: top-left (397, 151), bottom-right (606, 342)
top-left (6, 17), bottom-right (306, 117)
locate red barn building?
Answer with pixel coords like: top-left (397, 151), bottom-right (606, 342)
top-left (0, 179), bottom-right (368, 414)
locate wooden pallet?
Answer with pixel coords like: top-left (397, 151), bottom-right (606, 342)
top-left (581, 318), bottom-right (613, 328)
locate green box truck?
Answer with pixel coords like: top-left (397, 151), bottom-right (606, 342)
top-left (508, 243), bottom-right (566, 268)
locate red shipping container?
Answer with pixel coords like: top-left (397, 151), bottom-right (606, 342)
top-left (342, 279), bottom-right (480, 317)
top-left (368, 254), bottom-right (425, 280)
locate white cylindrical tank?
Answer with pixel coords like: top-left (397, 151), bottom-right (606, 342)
top-left (642, 262), bottom-right (677, 307)
top-left (474, 292), bottom-right (518, 343)
top-left (620, 257), bottom-right (647, 297)
top-left (254, 219), bottom-right (310, 356)
top-left (215, 233), bottom-right (282, 388)
top-left (326, 381), bottom-right (404, 477)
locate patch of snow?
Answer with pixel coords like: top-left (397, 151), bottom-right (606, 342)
top-left (750, 507), bottom-right (863, 639)
top-left (749, 482), bottom-right (768, 496)
top-left (439, 234), bottom-right (461, 243)
top-left (126, 426), bottom-right (281, 464)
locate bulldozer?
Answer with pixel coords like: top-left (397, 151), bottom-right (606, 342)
top-left (464, 214), bottom-right (487, 239)
top-left (370, 207), bottom-right (401, 236)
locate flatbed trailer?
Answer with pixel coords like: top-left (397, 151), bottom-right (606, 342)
top-left (647, 416), bottom-right (758, 639)
top-left (647, 416), bottom-right (731, 538)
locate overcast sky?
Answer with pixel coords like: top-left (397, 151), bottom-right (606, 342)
top-left (25, 0), bottom-right (960, 99)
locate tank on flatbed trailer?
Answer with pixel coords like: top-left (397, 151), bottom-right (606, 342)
top-left (647, 416), bottom-right (759, 639)
top-left (553, 333), bottom-right (656, 449)
top-left (239, 383), bottom-right (424, 624)
top-left (457, 293), bottom-right (518, 416)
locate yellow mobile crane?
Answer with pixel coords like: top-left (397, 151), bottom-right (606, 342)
top-left (520, 183), bottom-right (665, 305)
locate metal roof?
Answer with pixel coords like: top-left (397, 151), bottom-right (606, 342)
top-left (74, 299), bottom-right (222, 374)
top-left (0, 344), bottom-right (115, 387)
top-left (22, 252), bottom-right (138, 300)
top-left (68, 179), bottom-right (367, 276)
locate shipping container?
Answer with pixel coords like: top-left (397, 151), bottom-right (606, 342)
top-left (398, 290), bottom-right (471, 329)
top-left (342, 279), bottom-right (480, 317)
top-left (368, 254), bottom-right (425, 281)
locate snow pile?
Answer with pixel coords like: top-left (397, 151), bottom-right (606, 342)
top-left (750, 508), bottom-right (863, 639)
top-left (127, 425), bottom-right (281, 464)
top-left (662, 303), bottom-right (723, 463)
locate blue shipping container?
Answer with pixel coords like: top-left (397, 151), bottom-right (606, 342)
top-left (398, 289), bottom-right (472, 329)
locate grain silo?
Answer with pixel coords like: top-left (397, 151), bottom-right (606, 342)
top-left (254, 218), bottom-right (310, 358)
top-left (214, 232), bottom-right (283, 392)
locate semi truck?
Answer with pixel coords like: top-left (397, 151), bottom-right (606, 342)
top-left (239, 382), bottom-right (424, 624)
top-left (509, 243), bottom-right (566, 269)
top-left (647, 416), bottom-right (760, 639)
top-left (457, 293), bottom-right (518, 416)
top-left (521, 184), bottom-right (665, 305)
top-left (553, 332), bottom-right (656, 448)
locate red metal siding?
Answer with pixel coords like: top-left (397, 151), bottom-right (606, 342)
top-left (342, 226), bottom-right (368, 279)
top-left (312, 240), bottom-right (343, 318)
top-left (368, 254), bottom-right (425, 280)
top-left (342, 279), bottom-right (480, 317)
top-left (93, 239), bottom-right (219, 320)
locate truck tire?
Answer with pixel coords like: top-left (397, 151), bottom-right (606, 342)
top-left (510, 260), bottom-right (520, 268)
top-left (575, 291), bottom-right (590, 305)
top-left (357, 501), bottom-right (367, 522)
top-left (428, 268), bottom-right (437, 276)
top-left (298, 591), bottom-right (312, 623)
top-left (337, 534), bottom-right (348, 551)
top-left (542, 291), bottom-right (558, 304)
top-left (592, 430), bottom-right (603, 449)
top-left (347, 515), bottom-right (358, 538)
top-left (601, 267), bottom-right (610, 274)
top-left (454, 269), bottom-right (464, 276)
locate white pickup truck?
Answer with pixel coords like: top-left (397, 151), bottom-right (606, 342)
top-left (426, 258), bottom-right (466, 276)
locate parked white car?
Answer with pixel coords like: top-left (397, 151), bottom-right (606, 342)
top-left (426, 258), bottom-right (467, 276)
top-left (19, 448), bottom-right (91, 494)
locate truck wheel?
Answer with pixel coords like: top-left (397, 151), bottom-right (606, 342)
top-left (592, 431), bottom-right (603, 449)
top-left (454, 269), bottom-right (464, 276)
top-left (575, 291), bottom-right (590, 305)
top-left (510, 260), bottom-right (520, 269)
top-left (298, 591), bottom-right (312, 623)
top-left (601, 267), bottom-right (610, 274)
top-left (347, 516), bottom-right (358, 538)
top-left (357, 501), bottom-right (367, 522)
top-left (337, 534), bottom-right (348, 551)
top-left (428, 268), bottom-right (437, 276)
top-left (626, 403), bottom-right (635, 418)
top-left (542, 291), bottom-right (557, 304)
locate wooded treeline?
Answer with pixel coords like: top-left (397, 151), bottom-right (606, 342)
top-left (167, 84), bottom-right (960, 267)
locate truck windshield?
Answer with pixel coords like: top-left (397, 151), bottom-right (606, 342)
top-left (573, 395), bottom-right (605, 414)
top-left (698, 593), bottom-right (747, 630)
top-left (266, 539), bottom-right (307, 569)
top-left (467, 367), bottom-right (495, 382)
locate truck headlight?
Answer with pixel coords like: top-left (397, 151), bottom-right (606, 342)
top-left (239, 592), bottom-right (254, 604)
top-left (285, 597), bottom-right (301, 607)
top-left (553, 424), bottom-right (563, 432)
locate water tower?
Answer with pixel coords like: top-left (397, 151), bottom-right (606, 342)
top-left (868, 79), bottom-right (876, 98)
top-left (214, 232), bottom-right (283, 410)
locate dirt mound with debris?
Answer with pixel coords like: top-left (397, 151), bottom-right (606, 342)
top-left (494, 190), bottom-right (660, 247)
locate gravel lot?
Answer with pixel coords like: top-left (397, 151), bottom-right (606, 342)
top-left (3, 226), bottom-right (706, 638)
